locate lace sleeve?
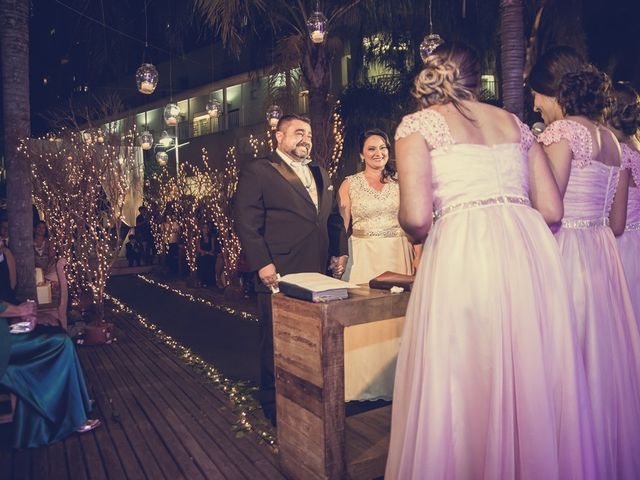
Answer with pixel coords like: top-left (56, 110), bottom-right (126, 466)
top-left (512, 115), bottom-right (534, 152)
top-left (621, 143), bottom-right (640, 185)
top-left (538, 120), bottom-right (592, 168)
top-left (395, 109), bottom-right (454, 149)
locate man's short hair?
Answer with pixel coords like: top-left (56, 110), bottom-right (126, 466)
top-left (276, 114), bottom-right (311, 132)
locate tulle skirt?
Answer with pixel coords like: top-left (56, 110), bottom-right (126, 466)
top-left (556, 225), bottom-right (640, 479)
top-left (385, 204), bottom-right (597, 480)
top-left (617, 229), bottom-right (640, 325)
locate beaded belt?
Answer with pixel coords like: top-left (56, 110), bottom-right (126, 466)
top-left (433, 195), bottom-right (531, 221)
top-left (560, 218), bottom-right (609, 229)
top-left (352, 227), bottom-right (405, 238)
top-left (625, 222), bottom-right (640, 232)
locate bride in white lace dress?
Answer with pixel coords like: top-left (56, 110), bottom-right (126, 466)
top-left (385, 42), bottom-right (597, 479)
top-left (338, 129), bottom-right (417, 401)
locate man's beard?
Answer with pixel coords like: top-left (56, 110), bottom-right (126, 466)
top-left (290, 142), bottom-right (310, 160)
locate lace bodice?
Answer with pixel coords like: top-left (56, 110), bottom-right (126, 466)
top-left (621, 143), bottom-right (640, 226)
top-left (538, 119), bottom-right (620, 222)
top-left (348, 172), bottom-right (402, 235)
top-left (395, 109), bottom-right (534, 216)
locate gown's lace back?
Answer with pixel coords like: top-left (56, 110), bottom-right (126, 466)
top-left (395, 109), bottom-right (533, 216)
top-left (621, 143), bottom-right (640, 226)
top-left (348, 172), bottom-right (402, 235)
top-left (539, 119), bottom-right (620, 223)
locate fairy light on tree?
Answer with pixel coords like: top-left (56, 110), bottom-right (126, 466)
top-left (27, 127), bottom-right (138, 316)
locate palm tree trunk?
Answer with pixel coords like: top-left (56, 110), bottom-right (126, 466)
top-left (0, 0), bottom-right (36, 300)
top-left (500, 0), bottom-right (525, 120)
top-left (301, 43), bottom-right (333, 169)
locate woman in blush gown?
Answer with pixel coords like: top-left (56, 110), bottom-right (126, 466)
top-left (607, 81), bottom-right (640, 321)
top-left (338, 129), bottom-right (417, 401)
top-left (385, 42), bottom-right (596, 480)
top-left (530, 50), bottom-right (640, 479)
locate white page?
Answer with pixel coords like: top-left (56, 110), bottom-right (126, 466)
top-left (278, 272), bottom-right (359, 290)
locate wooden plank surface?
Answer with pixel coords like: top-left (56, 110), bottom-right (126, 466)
top-left (1, 304), bottom-right (283, 480)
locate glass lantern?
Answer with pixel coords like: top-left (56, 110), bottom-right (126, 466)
top-left (159, 130), bottom-right (174, 147)
top-left (266, 104), bottom-right (283, 129)
top-left (138, 131), bottom-right (153, 150)
top-left (307, 11), bottom-right (328, 44)
top-left (163, 103), bottom-right (180, 126)
top-left (136, 63), bottom-right (159, 94)
top-left (419, 33), bottom-right (444, 63)
top-left (206, 97), bottom-right (222, 118)
top-left (96, 129), bottom-right (105, 144)
top-left (156, 151), bottom-right (168, 166)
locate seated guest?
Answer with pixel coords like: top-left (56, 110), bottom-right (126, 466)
top-left (0, 239), bottom-right (17, 304)
top-left (33, 221), bottom-right (57, 282)
top-left (125, 234), bottom-right (143, 267)
top-left (0, 219), bottom-right (9, 248)
top-left (0, 300), bottom-right (100, 448)
top-left (196, 223), bottom-right (215, 287)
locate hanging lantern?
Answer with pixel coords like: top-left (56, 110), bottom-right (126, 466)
top-left (206, 97), bottom-right (222, 118)
top-left (138, 131), bottom-right (154, 150)
top-left (136, 63), bottom-right (159, 94)
top-left (306, 11), bottom-right (328, 44)
top-left (266, 104), bottom-right (283, 129)
top-left (83, 131), bottom-right (93, 144)
top-left (420, 33), bottom-right (444, 63)
top-left (163, 103), bottom-right (180, 126)
top-left (159, 130), bottom-right (174, 147)
top-left (156, 151), bottom-right (168, 166)
top-left (96, 129), bottom-right (105, 144)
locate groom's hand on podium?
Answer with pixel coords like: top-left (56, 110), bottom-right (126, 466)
top-left (259, 263), bottom-right (280, 292)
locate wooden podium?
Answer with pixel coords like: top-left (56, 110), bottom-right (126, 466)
top-left (272, 287), bottom-right (410, 480)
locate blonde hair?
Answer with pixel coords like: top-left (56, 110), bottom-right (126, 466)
top-left (413, 42), bottom-right (480, 117)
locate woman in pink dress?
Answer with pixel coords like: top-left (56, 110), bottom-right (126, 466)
top-left (607, 82), bottom-right (640, 321)
top-left (385, 42), bottom-right (596, 479)
top-left (530, 49), bottom-right (640, 479)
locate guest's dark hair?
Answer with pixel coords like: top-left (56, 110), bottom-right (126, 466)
top-left (607, 81), bottom-right (640, 137)
top-left (413, 42), bottom-right (480, 118)
top-left (528, 46), bottom-right (586, 97)
top-left (276, 114), bottom-right (311, 132)
top-left (558, 66), bottom-right (611, 122)
top-left (359, 128), bottom-right (396, 182)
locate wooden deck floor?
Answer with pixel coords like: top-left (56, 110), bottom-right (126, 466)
top-left (0, 304), bottom-right (284, 480)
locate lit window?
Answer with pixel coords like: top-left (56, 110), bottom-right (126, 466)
top-left (43, 77), bottom-right (48, 85)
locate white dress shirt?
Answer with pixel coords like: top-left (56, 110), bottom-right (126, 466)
top-left (276, 149), bottom-right (318, 210)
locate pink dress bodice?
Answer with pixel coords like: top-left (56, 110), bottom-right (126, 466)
top-left (538, 119), bottom-right (620, 225)
top-left (395, 109), bottom-right (534, 218)
top-left (621, 143), bottom-right (640, 228)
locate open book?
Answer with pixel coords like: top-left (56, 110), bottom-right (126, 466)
top-left (278, 272), bottom-right (359, 303)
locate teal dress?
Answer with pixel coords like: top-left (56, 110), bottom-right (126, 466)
top-left (0, 305), bottom-right (91, 448)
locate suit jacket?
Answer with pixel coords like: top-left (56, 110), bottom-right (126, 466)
top-left (234, 151), bottom-right (348, 291)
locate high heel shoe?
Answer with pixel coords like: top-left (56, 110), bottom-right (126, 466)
top-left (76, 418), bottom-right (101, 433)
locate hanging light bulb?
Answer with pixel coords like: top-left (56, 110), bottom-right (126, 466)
top-left (266, 104), bottom-right (283, 129)
top-left (158, 130), bottom-right (174, 147)
top-left (307, 10), bottom-right (328, 44)
top-left (138, 130), bottom-right (154, 150)
top-left (206, 97), bottom-right (222, 118)
top-left (136, 63), bottom-right (159, 94)
top-left (156, 151), bottom-right (168, 166)
top-left (419, 34), bottom-right (444, 62)
top-left (163, 103), bottom-right (180, 126)
top-left (420, 0), bottom-right (445, 63)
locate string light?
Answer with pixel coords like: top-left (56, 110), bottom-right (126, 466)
top-left (104, 293), bottom-right (277, 450)
top-left (137, 274), bottom-right (258, 321)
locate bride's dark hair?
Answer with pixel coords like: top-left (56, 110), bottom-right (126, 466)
top-left (607, 81), bottom-right (640, 137)
top-left (413, 42), bottom-right (480, 118)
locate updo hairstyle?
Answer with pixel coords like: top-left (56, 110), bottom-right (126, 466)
top-left (607, 81), bottom-right (640, 136)
top-left (358, 128), bottom-right (396, 182)
top-left (558, 66), bottom-right (611, 122)
top-left (528, 46), bottom-right (585, 97)
top-left (413, 42), bottom-right (481, 115)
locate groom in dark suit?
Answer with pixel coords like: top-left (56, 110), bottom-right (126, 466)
top-left (234, 114), bottom-right (348, 425)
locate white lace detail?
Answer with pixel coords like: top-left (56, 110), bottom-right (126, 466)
top-left (621, 143), bottom-right (640, 186)
top-left (347, 172), bottom-right (403, 235)
top-left (395, 109), bottom-right (455, 149)
top-left (538, 119), bottom-right (593, 168)
top-left (433, 195), bottom-right (530, 221)
top-left (513, 115), bottom-right (535, 152)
